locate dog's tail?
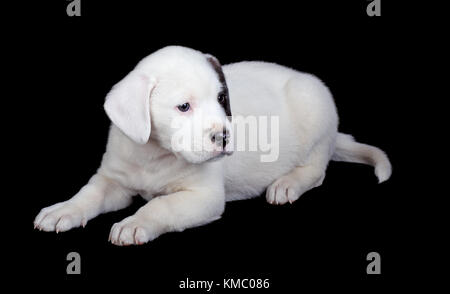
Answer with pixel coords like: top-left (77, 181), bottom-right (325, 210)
top-left (331, 133), bottom-right (392, 183)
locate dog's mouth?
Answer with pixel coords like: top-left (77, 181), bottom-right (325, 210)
top-left (222, 150), bottom-right (234, 156)
top-left (205, 150), bottom-right (234, 162)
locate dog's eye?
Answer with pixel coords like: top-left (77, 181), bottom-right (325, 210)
top-left (218, 93), bottom-right (227, 103)
top-left (177, 103), bottom-right (190, 112)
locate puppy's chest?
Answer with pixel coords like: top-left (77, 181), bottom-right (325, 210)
top-left (125, 158), bottom-right (192, 198)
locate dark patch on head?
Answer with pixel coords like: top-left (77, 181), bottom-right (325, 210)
top-left (206, 55), bottom-right (232, 120)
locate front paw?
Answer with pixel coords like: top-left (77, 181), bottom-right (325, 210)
top-left (109, 215), bottom-right (159, 246)
top-left (34, 201), bottom-right (87, 233)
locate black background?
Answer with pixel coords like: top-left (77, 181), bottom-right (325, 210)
top-left (7, 0), bottom-right (437, 291)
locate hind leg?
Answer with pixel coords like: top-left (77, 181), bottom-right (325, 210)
top-left (266, 165), bottom-right (325, 205)
top-left (266, 144), bottom-right (330, 205)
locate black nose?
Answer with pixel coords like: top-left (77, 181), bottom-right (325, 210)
top-left (211, 128), bottom-right (229, 148)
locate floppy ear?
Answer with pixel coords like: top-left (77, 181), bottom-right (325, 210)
top-left (104, 72), bottom-right (156, 144)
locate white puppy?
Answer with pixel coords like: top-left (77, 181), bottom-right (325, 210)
top-left (34, 46), bottom-right (391, 245)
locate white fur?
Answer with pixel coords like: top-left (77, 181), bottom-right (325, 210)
top-left (34, 46), bottom-right (391, 245)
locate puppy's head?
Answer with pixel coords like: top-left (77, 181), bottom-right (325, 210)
top-left (104, 46), bottom-right (233, 163)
